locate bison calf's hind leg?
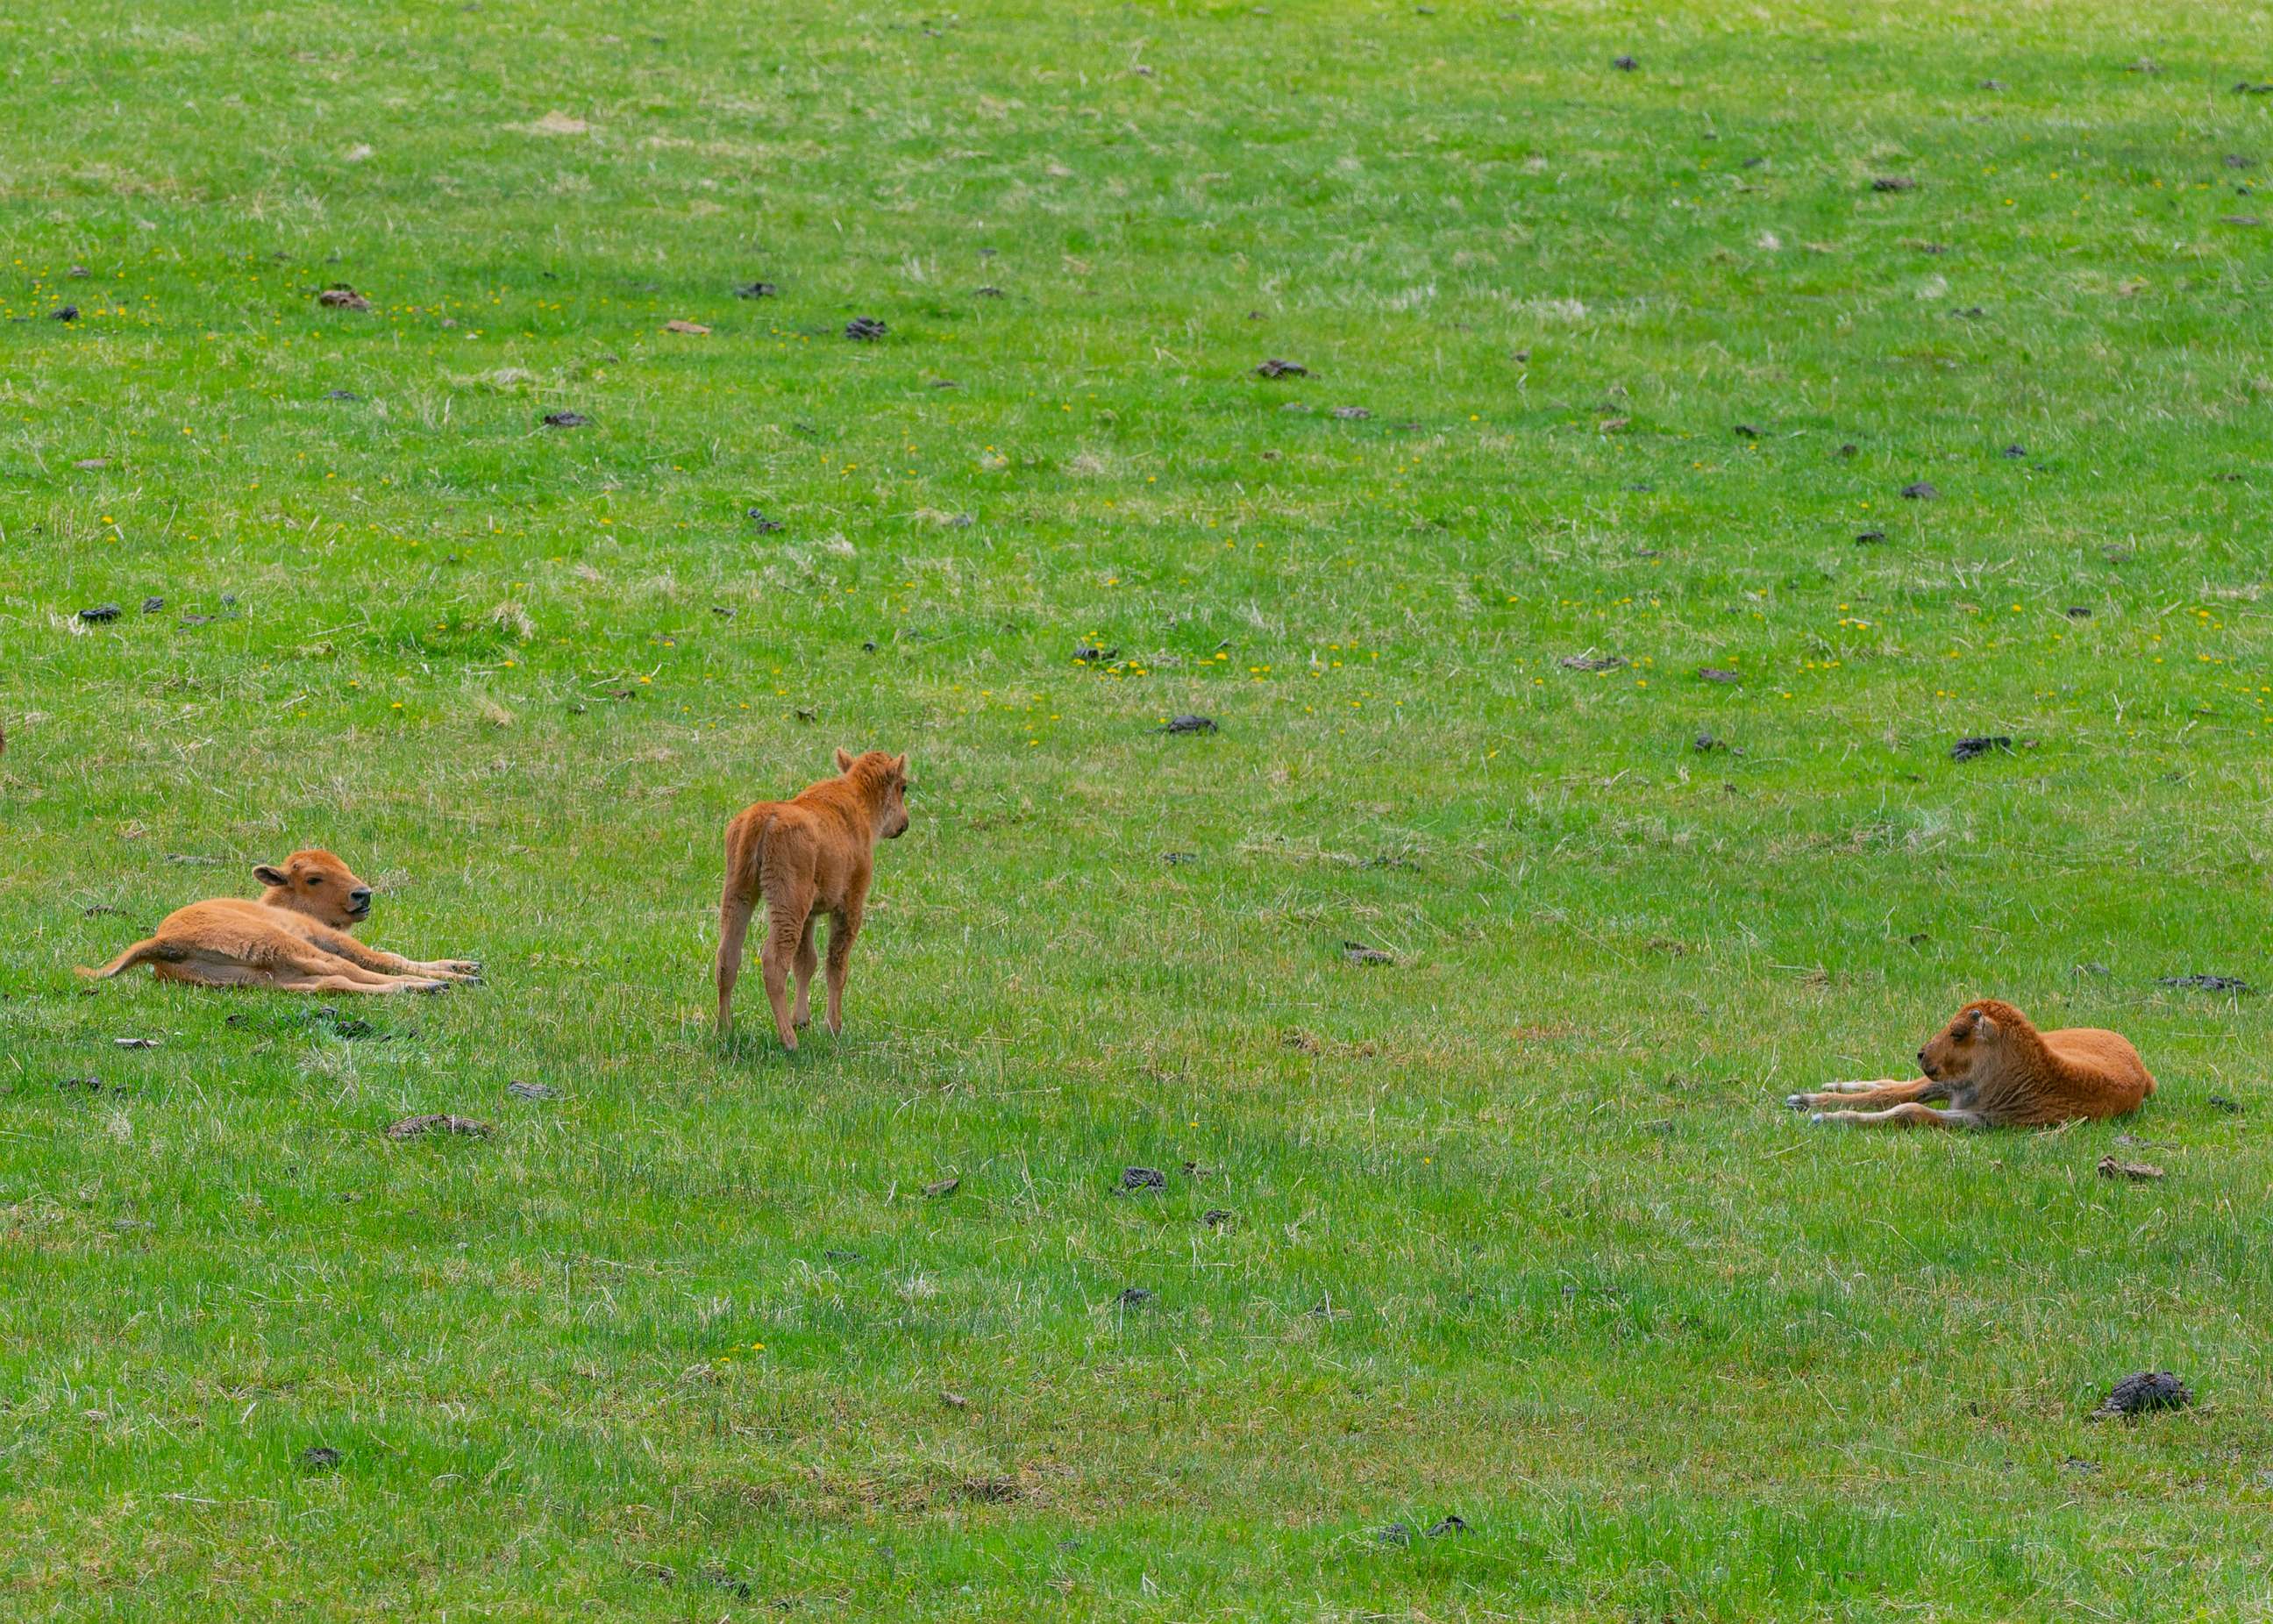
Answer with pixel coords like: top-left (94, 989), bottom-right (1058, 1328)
top-left (716, 892), bottom-right (755, 1036)
top-left (791, 916), bottom-right (819, 1030)
top-left (762, 901), bottom-right (813, 1051)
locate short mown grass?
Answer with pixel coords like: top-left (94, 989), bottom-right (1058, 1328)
top-left (4, 0), bottom-right (2272, 1616)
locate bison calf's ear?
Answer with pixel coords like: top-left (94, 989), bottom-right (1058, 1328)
top-left (835, 746), bottom-right (858, 773)
top-left (891, 752), bottom-right (908, 777)
top-left (253, 865), bottom-right (290, 888)
top-left (1972, 1010), bottom-right (1999, 1041)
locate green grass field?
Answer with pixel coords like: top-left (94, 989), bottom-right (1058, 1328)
top-left (5, 0), bottom-right (2272, 1615)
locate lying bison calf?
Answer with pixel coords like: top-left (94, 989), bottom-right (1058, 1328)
top-left (1787, 998), bottom-right (2154, 1129)
top-left (80, 849), bottom-right (481, 995)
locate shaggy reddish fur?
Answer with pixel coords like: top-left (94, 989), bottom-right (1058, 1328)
top-left (716, 749), bottom-right (911, 1048)
top-left (1788, 998), bottom-right (2155, 1130)
top-left (79, 850), bottom-right (480, 995)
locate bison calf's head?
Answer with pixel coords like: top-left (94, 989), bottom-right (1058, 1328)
top-left (836, 747), bottom-right (913, 841)
top-left (253, 849), bottom-right (376, 929)
top-left (1919, 1001), bottom-right (2006, 1084)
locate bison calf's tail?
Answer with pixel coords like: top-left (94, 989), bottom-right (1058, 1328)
top-left (78, 938), bottom-right (164, 979)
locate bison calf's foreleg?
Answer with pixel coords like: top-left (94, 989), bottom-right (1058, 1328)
top-left (273, 970), bottom-right (448, 994)
top-left (1809, 1102), bottom-right (1986, 1130)
top-left (286, 944), bottom-right (448, 994)
top-left (1786, 1078), bottom-right (1943, 1113)
top-left (310, 930), bottom-right (479, 983)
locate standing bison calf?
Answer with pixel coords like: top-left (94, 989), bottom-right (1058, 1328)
top-left (80, 850), bottom-right (481, 994)
top-left (716, 748), bottom-right (911, 1049)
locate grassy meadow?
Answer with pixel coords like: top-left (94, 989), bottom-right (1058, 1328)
top-left (4, 0), bottom-right (2273, 1615)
